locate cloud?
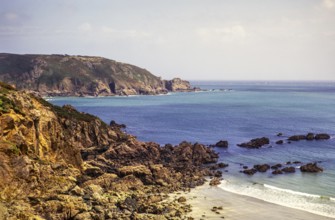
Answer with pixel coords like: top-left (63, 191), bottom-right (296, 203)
top-left (78, 22), bottom-right (92, 32)
top-left (3, 12), bottom-right (18, 21)
top-left (101, 26), bottom-right (151, 39)
top-left (323, 0), bottom-right (335, 9)
top-left (196, 25), bottom-right (247, 43)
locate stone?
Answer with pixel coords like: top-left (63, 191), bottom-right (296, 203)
top-left (237, 137), bottom-right (270, 149)
top-left (215, 140), bottom-right (229, 148)
top-left (300, 163), bottom-right (323, 172)
top-left (177, 196), bottom-right (187, 203)
top-left (306, 133), bottom-right (315, 141)
top-left (71, 186), bottom-right (84, 196)
top-left (315, 133), bottom-right (330, 140)
top-left (254, 164), bottom-right (270, 172)
top-left (243, 168), bottom-right (257, 175)
top-left (272, 170), bottom-right (283, 175)
top-left (281, 166), bottom-right (295, 173)
top-left (288, 135), bottom-right (306, 141)
top-left (276, 140), bottom-right (284, 145)
top-left (209, 177), bottom-right (222, 186)
top-left (271, 164), bottom-right (282, 170)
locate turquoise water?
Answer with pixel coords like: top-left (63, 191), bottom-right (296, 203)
top-left (49, 81), bottom-right (335, 217)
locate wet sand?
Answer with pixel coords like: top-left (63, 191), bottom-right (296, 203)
top-left (172, 182), bottom-right (334, 220)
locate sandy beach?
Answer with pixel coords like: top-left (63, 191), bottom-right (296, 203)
top-left (171, 182), bottom-right (335, 220)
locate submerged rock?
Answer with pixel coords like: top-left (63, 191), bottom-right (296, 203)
top-left (276, 140), bottom-right (284, 145)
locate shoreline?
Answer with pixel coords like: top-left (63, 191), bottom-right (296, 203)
top-left (172, 181), bottom-right (335, 220)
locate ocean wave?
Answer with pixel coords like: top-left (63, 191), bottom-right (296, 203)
top-left (219, 180), bottom-right (335, 218)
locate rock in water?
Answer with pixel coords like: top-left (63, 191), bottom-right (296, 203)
top-left (315, 133), bottom-right (330, 140)
top-left (237, 137), bottom-right (270, 149)
top-left (215, 140), bottom-right (229, 148)
top-left (288, 135), bottom-right (306, 141)
top-left (300, 163), bottom-right (323, 172)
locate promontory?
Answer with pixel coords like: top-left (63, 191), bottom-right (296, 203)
top-left (0, 53), bottom-right (196, 96)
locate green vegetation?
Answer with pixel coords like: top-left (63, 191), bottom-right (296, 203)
top-left (33, 95), bottom-right (106, 125)
top-left (0, 94), bottom-right (23, 115)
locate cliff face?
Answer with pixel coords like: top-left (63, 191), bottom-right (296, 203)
top-left (0, 82), bottom-right (218, 219)
top-left (0, 53), bottom-right (194, 96)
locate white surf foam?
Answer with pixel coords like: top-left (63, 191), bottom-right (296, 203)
top-left (219, 180), bottom-right (335, 218)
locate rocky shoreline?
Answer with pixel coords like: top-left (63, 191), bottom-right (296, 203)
top-left (0, 53), bottom-right (200, 97)
top-left (0, 82), bottom-right (220, 219)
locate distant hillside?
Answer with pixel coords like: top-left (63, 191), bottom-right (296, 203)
top-left (0, 53), bottom-right (194, 96)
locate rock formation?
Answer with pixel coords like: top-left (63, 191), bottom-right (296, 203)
top-left (0, 53), bottom-right (195, 97)
top-left (237, 137), bottom-right (270, 149)
top-left (300, 163), bottom-right (323, 173)
top-left (0, 81), bottom-right (218, 219)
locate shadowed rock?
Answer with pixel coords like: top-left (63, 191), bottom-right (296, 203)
top-left (315, 133), bottom-right (330, 140)
top-left (300, 163), bottom-right (323, 173)
top-left (237, 137), bottom-right (270, 149)
top-left (214, 140), bottom-right (229, 148)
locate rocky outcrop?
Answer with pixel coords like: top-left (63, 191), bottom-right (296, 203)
top-left (237, 137), bottom-right (270, 149)
top-left (288, 133), bottom-right (331, 141)
top-left (0, 82), bottom-right (219, 219)
top-left (163, 78), bottom-right (198, 92)
top-left (315, 133), bottom-right (330, 140)
top-left (300, 163), bottom-right (323, 173)
top-left (214, 140), bottom-right (229, 148)
top-left (0, 53), bottom-right (195, 96)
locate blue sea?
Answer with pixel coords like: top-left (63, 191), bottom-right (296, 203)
top-left (49, 81), bottom-right (335, 218)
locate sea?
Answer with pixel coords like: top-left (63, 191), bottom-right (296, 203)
top-left (48, 81), bottom-right (335, 218)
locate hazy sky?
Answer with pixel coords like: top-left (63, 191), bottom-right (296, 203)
top-left (1, 0), bottom-right (335, 80)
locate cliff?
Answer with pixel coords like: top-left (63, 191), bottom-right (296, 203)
top-left (0, 53), bottom-right (195, 96)
top-left (0, 81), bottom-right (219, 219)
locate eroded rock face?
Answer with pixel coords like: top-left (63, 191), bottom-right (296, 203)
top-left (0, 53), bottom-right (195, 97)
top-left (0, 83), bottom-right (219, 219)
top-left (163, 78), bottom-right (192, 92)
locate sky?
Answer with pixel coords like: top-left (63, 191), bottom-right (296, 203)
top-left (1, 0), bottom-right (335, 81)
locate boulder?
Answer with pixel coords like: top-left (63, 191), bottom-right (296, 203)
top-left (315, 133), bottom-right (330, 140)
top-left (272, 170), bottom-right (283, 175)
top-left (215, 140), bottom-right (228, 148)
top-left (243, 168), bottom-right (257, 175)
top-left (271, 164), bottom-right (282, 170)
top-left (306, 133), bottom-right (315, 141)
top-left (177, 196), bottom-right (187, 203)
top-left (281, 166), bottom-right (295, 173)
top-left (237, 137), bottom-right (270, 149)
top-left (300, 163), bottom-right (323, 173)
top-left (276, 140), bottom-right (284, 145)
top-left (254, 164), bottom-right (270, 172)
top-left (209, 177), bottom-right (222, 186)
top-left (277, 133), bottom-right (283, 137)
top-left (288, 135), bottom-right (306, 141)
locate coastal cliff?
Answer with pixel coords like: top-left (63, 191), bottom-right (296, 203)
top-left (0, 53), bottom-right (195, 96)
top-left (0, 82), bottom-right (218, 219)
